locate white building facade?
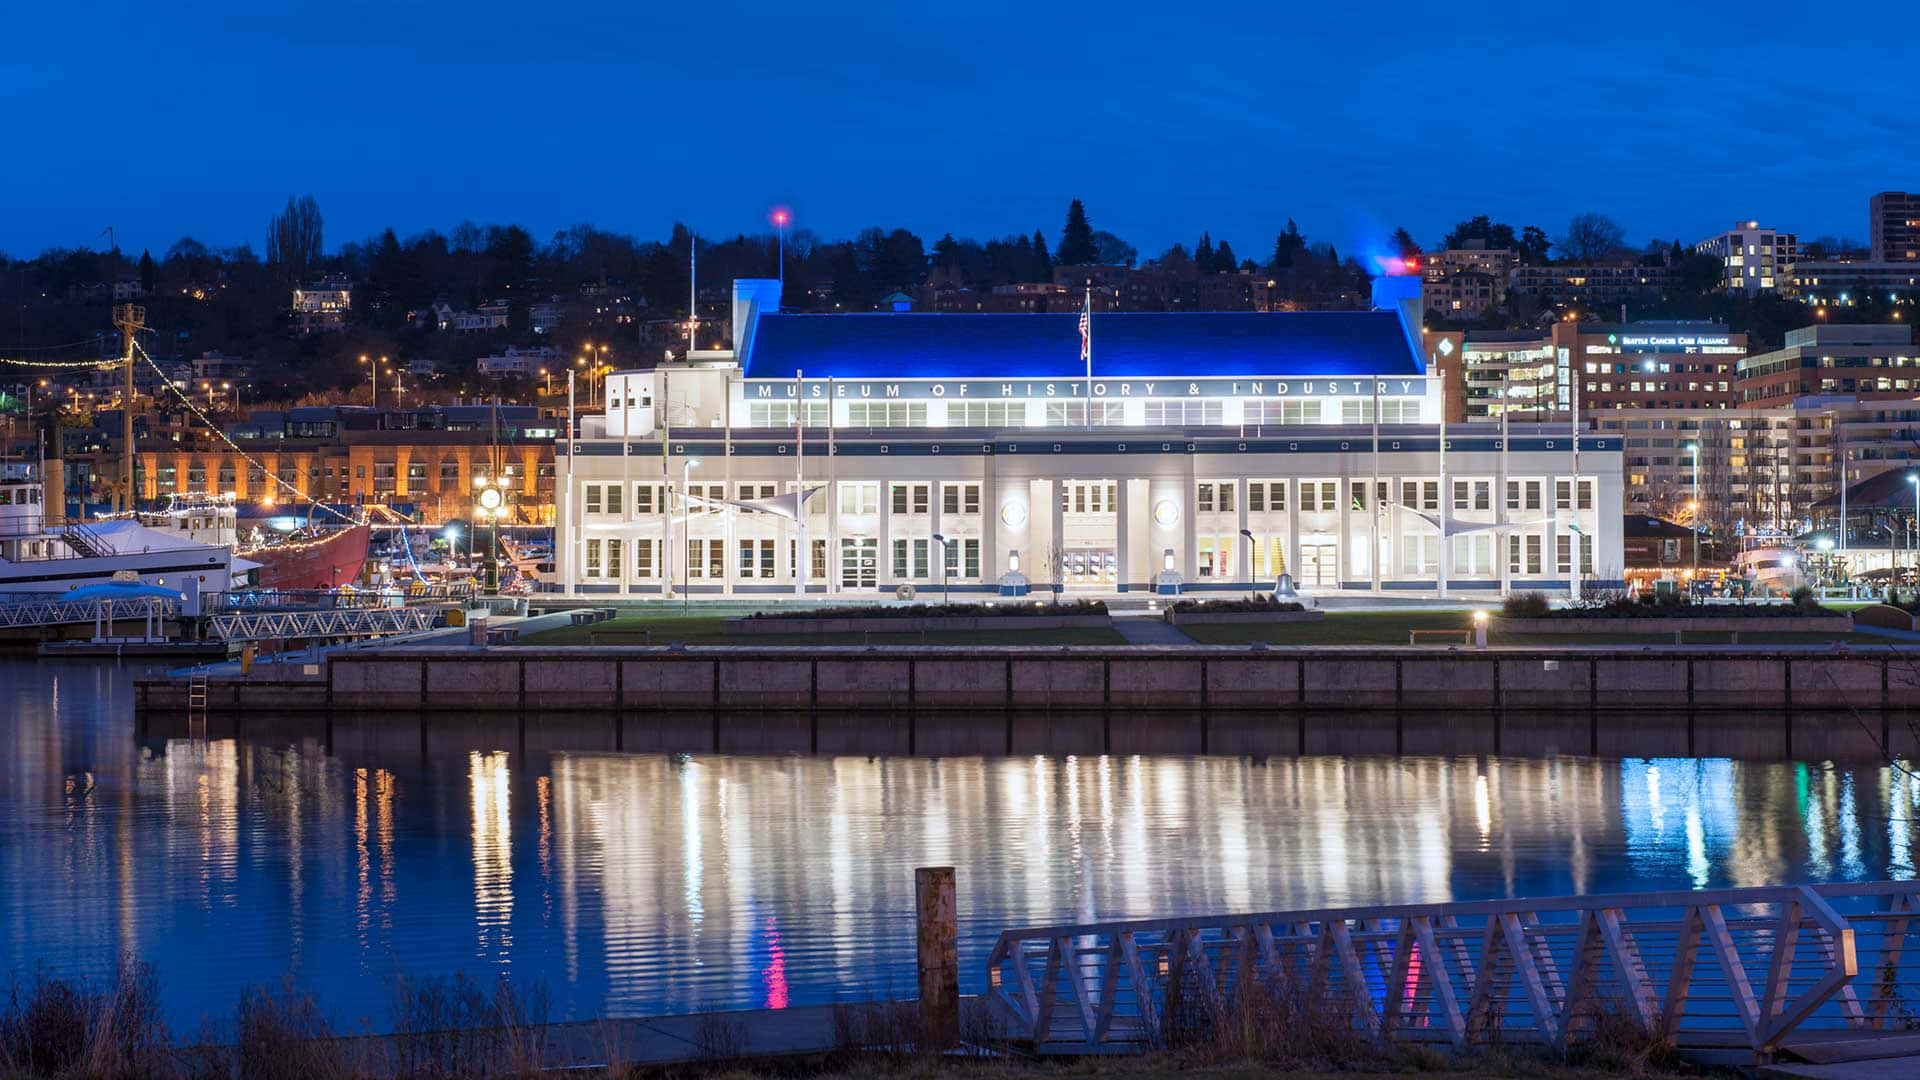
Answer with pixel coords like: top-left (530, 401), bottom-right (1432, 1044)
top-left (552, 278), bottom-right (1626, 598)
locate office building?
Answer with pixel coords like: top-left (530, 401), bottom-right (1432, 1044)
top-left (551, 278), bottom-right (1626, 598)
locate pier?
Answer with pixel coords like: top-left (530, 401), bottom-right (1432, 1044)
top-left (985, 881), bottom-right (1920, 1068)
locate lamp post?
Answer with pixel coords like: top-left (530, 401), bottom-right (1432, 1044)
top-left (474, 474), bottom-right (505, 593)
top-left (442, 525), bottom-right (462, 575)
top-left (1684, 440), bottom-right (1700, 589)
top-left (1909, 473), bottom-right (1919, 588)
top-left (1239, 528), bottom-right (1255, 599)
top-left (360, 354), bottom-right (375, 408)
top-left (932, 533), bottom-right (949, 605)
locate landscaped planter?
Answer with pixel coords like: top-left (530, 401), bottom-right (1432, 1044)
top-left (1165, 609), bottom-right (1327, 626)
top-left (1852, 604), bottom-right (1919, 632)
top-left (724, 614), bottom-right (1113, 635)
top-left (1495, 615), bottom-right (1851, 634)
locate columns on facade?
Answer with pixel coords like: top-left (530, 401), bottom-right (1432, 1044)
top-left (979, 453), bottom-right (998, 581)
top-left (1285, 479), bottom-right (1301, 585)
top-left (1236, 477), bottom-right (1251, 586)
top-left (879, 480), bottom-right (894, 590)
top-left (1048, 478), bottom-right (1065, 593)
top-left (394, 447), bottom-right (412, 499)
top-left (1181, 456), bottom-right (1198, 580)
top-left (1115, 479), bottom-right (1132, 591)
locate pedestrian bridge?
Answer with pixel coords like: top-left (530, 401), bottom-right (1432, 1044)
top-left (986, 881), bottom-right (1920, 1065)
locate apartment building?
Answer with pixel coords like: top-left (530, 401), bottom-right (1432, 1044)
top-left (1694, 222), bottom-right (1797, 295)
top-left (1871, 191), bottom-right (1920, 263)
top-left (1737, 324), bottom-right (1920, 407)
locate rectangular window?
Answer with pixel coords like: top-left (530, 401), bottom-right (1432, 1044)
top-left (947, 401), bottom-right (1019, 428)
top-left (893, 538), bottom-right (909, 579)
top-left (585, 484), bottom-right (603, 515)
top-left (440, 461), bottom-right (459, 484)
top-left (964, 538), bottom-right (980, 578)
top-left (585, 538), bottom-right (602, 578)
top-left (606, 538), bottom-right (623, 578)
top-left (742, 539), bottom-right (761, 578)
top-left (635, 484), bottom-right (656, 514)
top-left (635, 538), bottom-right (655, 578)
top-left (913, 538), bottom-right (929, 579)
top-left (941, 483), bottom-right (981, 515)
top-left (605, 483), bottom-right (622, 516)
top-left (838, 482), bottom-right (879, 516)
top-left (1046, 401), bottom-right (1123, 426)
top-left (1453, 480), bottom-right (1469, 511)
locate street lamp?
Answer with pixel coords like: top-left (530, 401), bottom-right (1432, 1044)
top-left (931, 533), bottom-right (949, 605)
top-left (1239, 528), bottom-right (1256, 599)
top-left (1909, 473), bottom-right (1918, 587)
top-left (474, 474), bottom-right (506, 592)
top-left (442, 524), bottom-right (463, 573)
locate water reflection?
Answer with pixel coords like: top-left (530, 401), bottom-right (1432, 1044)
top-left (8, 658), bottom-right (1920, 1029)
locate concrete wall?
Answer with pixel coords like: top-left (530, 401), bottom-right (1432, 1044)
top-left (138, 646), bottom-right (1920, 764)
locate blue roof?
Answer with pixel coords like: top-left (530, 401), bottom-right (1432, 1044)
top-left (743, 311), bottom-right (1422, 380)
top-left (63, 581), bottom-right (185, 602)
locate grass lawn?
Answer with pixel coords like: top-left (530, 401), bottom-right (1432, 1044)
top-left (514, 615), bottom-right (1123, 646)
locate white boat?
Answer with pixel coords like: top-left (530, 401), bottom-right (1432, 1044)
top-left (1733, 533), bottom-right (1801, 594)
top-left (0, 462), bottom-right (253, 613)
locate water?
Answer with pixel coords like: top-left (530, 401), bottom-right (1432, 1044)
top-left (4, 656), bottom-right (1918, 1030)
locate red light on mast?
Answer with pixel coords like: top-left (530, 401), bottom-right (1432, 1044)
top-left (770, 207), bottom-right (791, 227)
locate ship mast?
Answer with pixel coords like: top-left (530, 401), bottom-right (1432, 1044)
top-left (112, 303), bottom-right (144, 513)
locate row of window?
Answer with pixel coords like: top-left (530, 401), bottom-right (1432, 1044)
top-left (582, 478), bottom-right (1598, 519)
top-left (742, 399), bottom-right (1422, 429)
top-left (580, 535), bottom-right (987, 588)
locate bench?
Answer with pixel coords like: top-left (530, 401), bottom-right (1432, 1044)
top-left (1409, 629), bottom-right (1473, 645)
top-left (485, 627), bottom-right (520, 645)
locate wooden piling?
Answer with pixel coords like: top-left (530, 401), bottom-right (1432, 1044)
top-left (915, 866), bottom-right (958, 1050)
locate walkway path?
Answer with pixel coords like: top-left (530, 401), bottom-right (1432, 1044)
top-left (1110, 616), bottom-right (1195, 645)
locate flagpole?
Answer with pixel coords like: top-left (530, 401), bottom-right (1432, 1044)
top-left (1569, 362), bottom-right (1582, 602)
top-left (1370, 378), bottom-right (1381, 594)
top-left (1083, 282), bottom-right (1093, 432)
top-left (794, 367), bottom-right (805, 598)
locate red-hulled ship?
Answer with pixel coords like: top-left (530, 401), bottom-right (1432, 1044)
top-left (239, 523), bottom-right (372, 590)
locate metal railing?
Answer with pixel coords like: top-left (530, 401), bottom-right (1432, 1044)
top-left (208, 582), bottom-right (474, 612)
top-left (206, 606), bottom-right (435, 642)
top-left (0, 595), bottom-right (175, 630)
top-left (986, 882), bottom-right (1920, 1061)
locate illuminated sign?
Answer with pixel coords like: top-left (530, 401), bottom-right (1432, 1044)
top-left (747, 377), bottom-right (1429, 401)
top-left (1617, 334), bottom-right (1733, 349)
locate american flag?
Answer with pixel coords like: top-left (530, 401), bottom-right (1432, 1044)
top-left (1078, 306), bottom-right (1091, 362)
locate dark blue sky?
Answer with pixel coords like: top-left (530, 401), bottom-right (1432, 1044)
top-left (5, 1), bottom-right (1915, 263)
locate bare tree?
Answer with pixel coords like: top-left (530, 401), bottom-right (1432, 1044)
top-left (266, 194), bottom-right (324, 286)
top-left (1558, 213), bottom-right (1626, 263)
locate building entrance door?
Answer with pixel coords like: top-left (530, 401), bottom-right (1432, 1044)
top-left (1301, 544), bottom-right (1338, 588)
top-left (1062, 548), bottom-right (1118, 587)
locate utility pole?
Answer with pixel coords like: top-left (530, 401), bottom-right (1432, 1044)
top-left (112, 303), bottom-right (144, 512)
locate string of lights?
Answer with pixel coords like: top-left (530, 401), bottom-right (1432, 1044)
top-left (0, 355), bottom-right (118, 369)
top-left (133, 341), bottom-right (358, 525)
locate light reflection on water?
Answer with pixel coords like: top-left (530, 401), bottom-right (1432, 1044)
top-left (3, 658), bottom-right (1919, 1029)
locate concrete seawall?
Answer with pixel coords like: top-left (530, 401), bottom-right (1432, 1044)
top-left (147, 645), bottom-right (1920, 716)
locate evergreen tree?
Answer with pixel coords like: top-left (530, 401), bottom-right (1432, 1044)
top-left (1390, 227), bottom-right (1422, 260)
top-left (1195, 232), bottom-right (1215, 273)
top-left (1215, 240), bottom-right (1238, 273)
top-left (1032, 229), bottom-right (1052, 277)
top-left (1057, 199), bottom-right (1097, 265)
top-left (1518, 225), bottom-right (1552, 265)
top-left (1268, 220), bottom-right (1305, 270)
top-left (137, 249), bottom-right (156, 292)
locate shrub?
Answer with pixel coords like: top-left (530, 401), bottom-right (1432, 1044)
top-left (746, 600), bottom-right (1107, 620)
top-left (1167, 596), bottom-right (1307, 614)
top-left (1500, 591), bottom-right (1550, 618)
top-left (0, 961), bottom-right (169, 1080)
